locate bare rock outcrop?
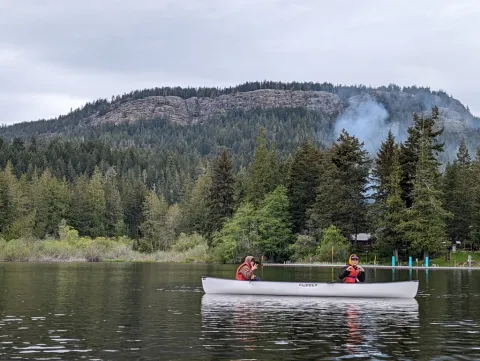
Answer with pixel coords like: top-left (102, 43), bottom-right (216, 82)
top-left (91, 89), bottom-right (344, 126)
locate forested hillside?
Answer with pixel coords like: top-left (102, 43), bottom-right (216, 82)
top-left (1, 82), bottom-right (479, 263)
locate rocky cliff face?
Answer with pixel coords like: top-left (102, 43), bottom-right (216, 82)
top-left (91, 89), bottom-right (344, 126)
top-left (2, 84), bottom-right (478, 164)
top-left (85, 87), bottom-right (479, 161)
top-left (89, 88), bottom-right (475, 136)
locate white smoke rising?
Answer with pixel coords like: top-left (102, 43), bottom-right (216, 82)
top-left (333, 98), bottom-right (406, 156)
top-left (467, 117), bottom-right (480, 130)
top-left (329, 93), bottom-right (480, 173)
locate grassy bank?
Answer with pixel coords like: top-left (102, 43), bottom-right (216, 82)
top-left (428, 252), bottom-right (480, 267)
top-left (0, 238), bottom-right (209, 263)
top-left (0, 226), bottom-right (209, 263)
top-left (351, 251), bottom-right (480, 267)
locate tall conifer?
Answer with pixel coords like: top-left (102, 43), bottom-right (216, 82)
top-left (308, 130), bottom-right (370, 236)
top-left (400, 106), bottom-right (444, 208)
top-left (287, 140), bottom-right (322, 233)
top-left (205, 149), bottom-right (235, 237)
top-left (399, 131), bottom-right (450, 258)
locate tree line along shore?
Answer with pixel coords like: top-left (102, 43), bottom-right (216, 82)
top-left (1, 106), bottom-right (479, 264)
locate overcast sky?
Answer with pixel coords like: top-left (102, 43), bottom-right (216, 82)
top-left (1, 0), bottom-right (479, 125)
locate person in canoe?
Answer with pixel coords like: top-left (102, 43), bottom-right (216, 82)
top-left (235, 256), bottom-right (261, 281)
top-left (339, 254), bottom-right (365, 283)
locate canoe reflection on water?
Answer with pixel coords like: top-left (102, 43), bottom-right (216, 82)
top-left (200, 294), bottom-right (420, 359)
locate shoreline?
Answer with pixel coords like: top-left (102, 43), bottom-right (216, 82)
top-left (262, 263), bottom-right (480, 270)
top-left (0, 258), bottom-right (209, 264)
top-left (1, 259), bottom-right (478, 270)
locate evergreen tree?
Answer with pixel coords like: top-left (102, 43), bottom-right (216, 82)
top-left (0, 162), bottom-right (33, 239)
top-left (468, 148), bottom-right (480, 247)
top-left (443, 163), bottom-right (458, 242)
top-left (268, 140), bottom-right (281, 186)
top-left (165, 203), bottom-right (182, 244)
top-left (68, 174), bottom-right (91, 236)
top-left (86, 167), bottom-right (107, 237)
top-left (307, 151), bottom-right (341, 237)
top-left (443, 140), bottom-right (472, 244)
top-left (246, 128), bottom-right (279, 204)
top-left (48, 175), bottom-right (71, 236)
top-left (256, 185), bottom-right (293, 261)
top-left (68, 168), bottom-right (107, 237)
top-left (233, 166), bottom-right (248, 205)
top-left (0, 165), bottom-right (13, 235)
top-left (180, 167), bottom-right (212, 235)
top-left (331, 130), bottom-right (371, 235)
top-left (30, 170), bottom-right (48, 238)
top-left (121, 171), bottom-right (147, 239)
top-left (138, 189), bottom-right (170, 252)
top-left (103, 167), bottom-right (124, 237)
top-left (32, 168), bottom-right (70, 238)
top-left (287, 140), bottom-right (322, 233)
top-left (455, 138), bottom-right (471, 165)
top-left (373, 149), bottom-right (406, 258)
top-left (371, 130), bottom-right (398, 203)
top-left (400, 107), bottom-right (444, 208)
top-left (308, 130), bottom-right (370, 237)
top-left (9, 172), bottom-right (35, 239)
top-left (399, 132), bottom-right (450, 259)
top-left (205, 149), bottom-right (235, 238)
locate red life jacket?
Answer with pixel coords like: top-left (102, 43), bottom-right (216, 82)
top-left (235, 262), bottom-right (252, 281)
top-left (344, 266), bottom-right (360, 283)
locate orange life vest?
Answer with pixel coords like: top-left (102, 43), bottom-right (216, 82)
top-left (235, 262), bottom-right (252, 281)
top-left (344, 266), bottom-right (360, 283)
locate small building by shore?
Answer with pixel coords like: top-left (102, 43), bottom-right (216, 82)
top-left (349, 233), bottom-right (372, 250)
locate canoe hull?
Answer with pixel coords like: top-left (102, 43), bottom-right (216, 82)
top-left (201, 276), bottom-right (419, 299)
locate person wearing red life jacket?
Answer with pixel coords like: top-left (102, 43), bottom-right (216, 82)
top-left (235, 256), bottom-right (261, 281)
top-left (339, 254), bottom-right (365, 283)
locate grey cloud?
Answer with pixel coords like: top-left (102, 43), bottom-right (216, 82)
top-left (1, 0), bottom-right (480, 124)
top-left (0, 92), bottom-right (88, 124)
top-left (1, 0), bottom-right (273, 77)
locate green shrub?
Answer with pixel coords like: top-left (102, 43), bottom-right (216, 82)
top-left (170, 233), bottom-right (205, 252)
top-left (2, 239), bottom-right (31, 262)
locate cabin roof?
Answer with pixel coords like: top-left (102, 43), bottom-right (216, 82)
top-left (349, 233), bottom-right (371, 241)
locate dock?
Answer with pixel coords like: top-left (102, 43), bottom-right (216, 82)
top-left (262, 263), bottom-right (480, 271)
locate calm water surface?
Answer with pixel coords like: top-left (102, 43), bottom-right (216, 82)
top-left (0, 263), bottom-right (479, 360)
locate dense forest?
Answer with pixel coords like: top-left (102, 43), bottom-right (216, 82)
top-left (0, 107), bottom-right (335, 204)
top-left (1, 102), bottom-right (479, 262)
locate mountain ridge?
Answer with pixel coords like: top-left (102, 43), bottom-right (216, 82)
top-left (1, 81), bottom-right (479, 164)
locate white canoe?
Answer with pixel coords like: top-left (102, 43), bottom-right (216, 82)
top-left (201, 276), bottom-right (419, 299)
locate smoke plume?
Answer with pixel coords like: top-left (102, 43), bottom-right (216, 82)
top-left (333, 98), bottom-right (407, 157)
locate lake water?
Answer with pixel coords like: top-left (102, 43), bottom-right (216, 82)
top-left (0, 263), bottom-right (479, 360)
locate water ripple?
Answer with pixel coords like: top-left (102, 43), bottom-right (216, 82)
top-left (1, 263), bottom-right (480, 360)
